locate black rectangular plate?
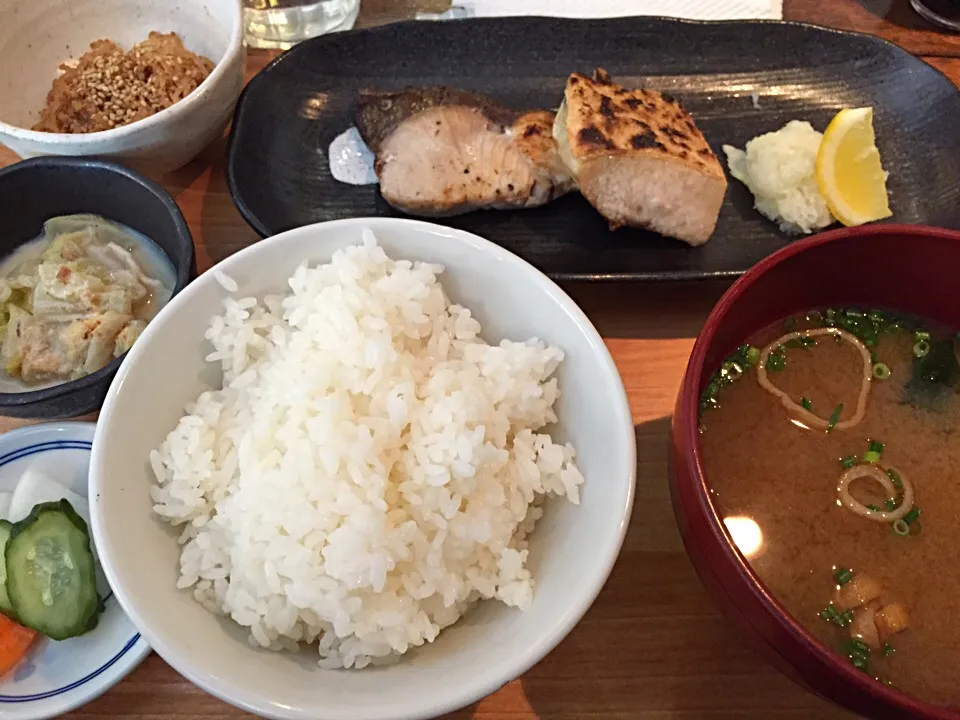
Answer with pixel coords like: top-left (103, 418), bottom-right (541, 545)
top-left (226, 17), bottom-right (960, 281)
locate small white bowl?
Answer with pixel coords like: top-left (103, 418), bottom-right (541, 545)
top-left (0, 0), bottom-right (245, 175)
top-left (90, 218), bottom-right (636, 720)
top-left (0, 422), bottom-right (150, 720)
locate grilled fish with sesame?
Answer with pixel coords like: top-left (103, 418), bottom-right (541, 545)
top-left (553, 69), bottom-right (727, 246)
top-left (355, 88), bottom-right (574, 216)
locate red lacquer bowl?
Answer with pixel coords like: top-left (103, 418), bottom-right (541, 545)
top-left (670, 224), bottom-right (960, 720)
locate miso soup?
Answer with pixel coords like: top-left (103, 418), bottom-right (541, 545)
top-left (700, 308), bottom-right (960, 707)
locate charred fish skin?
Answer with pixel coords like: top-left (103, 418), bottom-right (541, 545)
top-left (554, 68), bottom-right (727, 246)
top-left (353, 87), bottom-right (575, 217)
top-left (512, 110), bottom-right (577, 203)
top-left (355, 87), bottom-right (517, 153)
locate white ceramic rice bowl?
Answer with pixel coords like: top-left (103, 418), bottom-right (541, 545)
top-left (89, 218), bottom-right (636, 720)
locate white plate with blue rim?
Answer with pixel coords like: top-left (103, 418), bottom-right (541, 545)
top-left (0, 422), bottom-right (150, 720)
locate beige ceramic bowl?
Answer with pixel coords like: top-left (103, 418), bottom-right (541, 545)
top-left (90, 218), bottom-right (637, 720)
top-left (0, 0), bottom-right (245, 175)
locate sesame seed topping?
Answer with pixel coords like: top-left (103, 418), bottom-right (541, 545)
top-left (33, 32), bottom-right (214, 134)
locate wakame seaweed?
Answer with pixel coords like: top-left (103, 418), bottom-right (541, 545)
top-left (904, 337), bottom-right (960, 410)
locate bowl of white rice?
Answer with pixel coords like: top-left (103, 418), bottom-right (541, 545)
top-left (89, 217), bottom-right (635, 720)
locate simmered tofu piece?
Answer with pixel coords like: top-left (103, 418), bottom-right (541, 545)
top-left (833, 573), bottom-right (882, 611)
top-left (875, 602), bottom-right (910, 641)
top-left (849, 605), bottom-right (881, 650)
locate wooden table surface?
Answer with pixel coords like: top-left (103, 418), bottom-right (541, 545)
top-left (0, 1), bottom-right (957, 717)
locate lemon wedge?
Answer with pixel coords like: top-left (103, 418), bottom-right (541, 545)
top-left (815, 107), bottom-right (892, 227)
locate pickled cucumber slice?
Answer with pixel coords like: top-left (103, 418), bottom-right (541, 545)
top-left (0, 520), bottom-right (12, 617)
top-left (5, 500), bottom-right (101, 640)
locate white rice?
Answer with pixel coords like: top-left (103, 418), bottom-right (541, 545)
top-left (149, 231), bottom-right (584, 669)
top-left (212, 268), bottom-right (238, 293)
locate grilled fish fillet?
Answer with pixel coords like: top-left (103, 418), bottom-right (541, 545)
top-left (553, 69), bottom-right (727, 246)
top-left (355, 88), bottom-right (574, 216)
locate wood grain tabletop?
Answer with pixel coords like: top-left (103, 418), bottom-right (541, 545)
top-left (0, 1), bottom-right (958, 717)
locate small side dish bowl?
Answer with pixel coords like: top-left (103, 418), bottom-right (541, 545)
top-left (0, 156), bottom-right (195, 418)
top-left (0, 0), bottom-right (244, 175)
top-left (670, 224), bottom-right (960, 720)
top-left (90, 217), bottom-right (636, 720)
